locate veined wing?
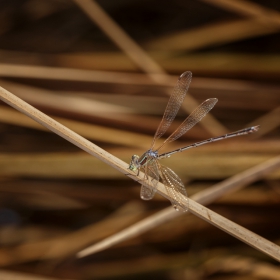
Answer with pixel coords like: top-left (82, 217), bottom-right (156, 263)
top-left (157, 98), bottom-right (217, 150)
top-left (160, 165), bottom-right (189, 212)
top-left (140, 159), bottom-right (159, 200)
top-left (151, 71), bottom-right (192, 149)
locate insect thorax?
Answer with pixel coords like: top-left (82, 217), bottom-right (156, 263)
top-left (129, 149), bottom-right (158, 171)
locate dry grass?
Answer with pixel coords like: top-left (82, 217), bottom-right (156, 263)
top-left (0, 0), bottom-right (279, 279)
top-left (1, 85), bottom-right (280, 263)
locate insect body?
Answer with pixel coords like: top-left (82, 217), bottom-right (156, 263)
top-left (129, 71), bottom-right (259, 212)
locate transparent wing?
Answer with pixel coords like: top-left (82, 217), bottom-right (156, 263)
top-left (140, 184), bottom-right (155, 201)
top-left (151, 71), bottom-right (192, 149)
top-left (140, 160), bottom-right (159, 200)
top-left (157, 98), bottom-right (217, 150)
top-left (160, 165), bottom-right (189, 212)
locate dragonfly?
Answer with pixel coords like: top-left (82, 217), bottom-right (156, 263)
top-left (129, 71), bottom-right (259, 212)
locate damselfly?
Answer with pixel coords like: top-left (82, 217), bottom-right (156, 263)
top-left (129, 71), bottom-right (259, 212)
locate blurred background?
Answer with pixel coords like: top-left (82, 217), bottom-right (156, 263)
top-left (0, 0), bottom-right (279, 279)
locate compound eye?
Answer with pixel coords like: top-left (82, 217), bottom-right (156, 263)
top-left (132, 155), bottom-right (139, 161)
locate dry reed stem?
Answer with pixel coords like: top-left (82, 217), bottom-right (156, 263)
top-left (0, 202), bottom-right (146, 265)
top-left (1, 86), bottom-right (280, 262)
top-left (77, 155), bottom-right (280, 257)
top-left (0, 80), bottom-right (172, 136)
top-left (73, 0), bottom-right (228, 136)
top-left (202, 0), bottom-right (280, 25)
top-left (1, 51), bottom-right (280, 77)
top-left (1, 64), bottom-right (278, 139)
top-left (1, 152), bottom-right (279, 179)
top-left (248, 106), bottom-right (280, 139)
top-left (0, 62), bottom-right (278, 92)
top-left (0, 270), bottom-right (72, 280)
top-left (0, 79), bottom-right (134, 115)
top-left (205, 255), bottom-right (280, 279)
top-left (0, 105), bottom-right (153, 149)
top-left (0, 77), bottom-right (280, 139)
top-left (146, 18), bottom-right (279, 52)
top-left (147, 0), bottom-right (280, 52)
top-left (0, 63), bottom-right (158, 84)
top-left (73, 0), bottom-right (165, 77)
top-left (159, 53), bottom-right (280, 76)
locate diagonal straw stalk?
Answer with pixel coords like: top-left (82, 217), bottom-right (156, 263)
top-left (77, 155), bottom-right (280, 257)
top-left (0, 86), bottom-right (280, 262)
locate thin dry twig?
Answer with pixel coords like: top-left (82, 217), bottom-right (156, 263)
top-left (248, 106), bottom-right (280, 139)
top-left (202, 0), bottom-right (280, 26)
top-left (0, 202), bottom-right (146, 265)
top-left (146, 18), bottom-right (279, 52)
top-left (73, 0), bottom-right (164, 77)
top-left (77, 155), bottom-right (280, 257)
top-left (147, 0), bottom-right (280, 52)
top-left (1, 86), bottom-right (280, 262)
top-left (0, 270), bottom-right (73, 280)
top-left (204, 255), bottom-right (280, 279)
top-left (0, 62), bottom-right (278, 92)
top-left (1, 149), bottom-right (279, 179)
top-left (0, 63), bottom-right (159, 84)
